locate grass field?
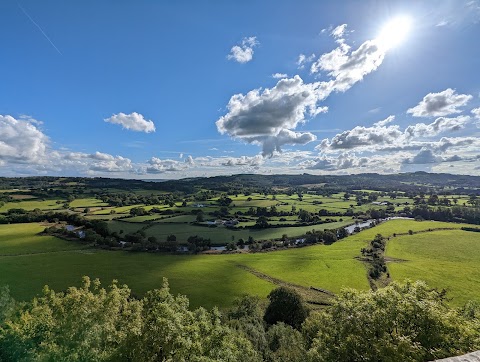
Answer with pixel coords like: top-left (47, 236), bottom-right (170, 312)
top-left (386, 229), bottom-right (480, 307)
top-left (69, 198), bottom-right (109, 208)
top-left (0, 200), bottom-right (64, 212)
top-left (108, 219), bottom-right (355, 244)
top-left (0, 219), bottom-right (478, 310)
top-left (0, 223), bottom-right (86, 255)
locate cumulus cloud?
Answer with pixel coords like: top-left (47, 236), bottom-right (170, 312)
top-left (432, 137), bottom-right (478, 152)
top-left (296, 53), bottom-right (315, 69)
top-left (404, 115), bottom-right (470, 137)
top-left (0, 115), bottom-right (49, 164)
top-left (89, 155), bottom-right (133, 173)
top-left (222, 155), bottom-right (263, 167)
top-left (319, 115), bottom-right (472, 152)
top-left (402, 148), bottom-right (443, 164)
top-left (407, 89), bottom-right (472, 117)
top-left (146, 157), bottom-right (188, 174)
top-left (331, 24), bottom-right (348, 42)
top-left (61, 151), bottom-right (135, 173)
top-left (310, 24), bottom-right (388, 92)
top-left (373, 115), bottom-right (395, 127)
top-left (218, 24), bottom-right (410, 156)
top-left (272, 73), bottom-right (288, 79)
top-left (318, 123), bottom-right (403, 151)
top-left (216, 75), bottom-right (327, 156)
top-left (104, 112), bottom-right (156, 133)
top-left (227, 36), bottom-right (259, 63)
top-left (472, 107), bottom-right (480, 119)
top-left (472, 108), bottom-right (480, 127)
top-left (302, 152), bottom-right (371, 171)
top-left (185, 155), bottom-right (195, 165)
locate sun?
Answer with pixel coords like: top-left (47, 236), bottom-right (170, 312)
top-left (377, 16), bottom-right (412, 49)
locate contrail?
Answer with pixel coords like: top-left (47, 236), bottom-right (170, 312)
top-left (17, 2), bottom-right (62, 55)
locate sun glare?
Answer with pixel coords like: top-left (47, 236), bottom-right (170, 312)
top-left (377, 16), bottom-right (412, 49)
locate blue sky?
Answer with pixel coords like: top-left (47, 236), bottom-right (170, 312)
top-left (1, 0), bottom-right (479, 178)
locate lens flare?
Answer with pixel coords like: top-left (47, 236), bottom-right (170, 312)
top-left (377, 16), bottom-right (412, 49)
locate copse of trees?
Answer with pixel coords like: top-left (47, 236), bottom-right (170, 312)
top-left (408, 205), bottom-right (480, 225)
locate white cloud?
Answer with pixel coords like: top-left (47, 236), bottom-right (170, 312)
top-left (404, 115), bottom-right (470, 137)
top-left (0, 115), bottom-right (49, 164)
top-left (472, 108), bottom-right (480, 127)
top-left (216, 75), bottom-right (328, 156)
top-left (104, 112), bottom-right (156, 133)
top-left (407, 88), bottom-right (472, 117)
top-left (272, 73), bottom-right (288, 79)
top-left (318, 115), bottom-right (472, 153)
top-left (296, 53), bottom-right (315, 69)
top-left (331, 24), bottom-right (348, 41)
top-left (185, 155), bottom-right (194, 166)
top-left (227, 36), bottom-right (259, 63)
top-left (146, 157), bottom-right (188, 174)
top-left (472, 107), bottom-right (480, 119)
top-left (310, 25), bottom-right (389, 92)
top-left (402, 148), bottom-right (443, 164)
top-left (89, 155), bottom-right (133, 173)
top-left (222, 155), bottom-right (263, 167)
top-left (218, 25), bottom-right (418, 157)
top-left (318, 122), bottom-right (403, 151)
top-left (373, 115), bottom-right (395, 127)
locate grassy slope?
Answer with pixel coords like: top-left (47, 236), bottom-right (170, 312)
top-left (0, 200), bottom-right (64, 212)
top-left (386, 229), bottom-right (480, 307)
top-left (0, 223), bottom-right (85, 255)
top-left (0, 219), bottom-right (476, 309)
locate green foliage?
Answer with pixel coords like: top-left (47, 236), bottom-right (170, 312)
top-left (0, 285), bottom-right (14, 325)
top-left (304, 281), bottom-right (480, 362)
top-left (264, 287), bottom-right (309, 330)
top-left (129, 279), bottom-right (259, 362)
top-left (0, 276), bottom-right (142, 361)
top-left (0, 278), bottom-right (259, 362)
top-left (1, 277), bottom-right (480, 361)
top-left (265, 322), bottom-right (306, 362)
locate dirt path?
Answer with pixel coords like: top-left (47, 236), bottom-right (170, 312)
top-left (235, 263), bottom-right (334, 307)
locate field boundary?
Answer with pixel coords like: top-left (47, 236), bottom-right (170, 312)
top-left (235, 263), bottom-right (334, 306)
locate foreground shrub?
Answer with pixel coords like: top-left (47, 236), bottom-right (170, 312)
top-left (303, 280), bottom-right (480, 362)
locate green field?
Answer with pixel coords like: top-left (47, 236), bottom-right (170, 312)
top-left (1, 219), bottom-right (477, 310)
top-left (386, 229), bottom-right (480, 306)
top-left (69, 198), bottom-right (109, 208)
top-left (108, 219), bottom-right (355, 244)
top-left (0, 223), bottom-right (86, 255)
top-left (0, 199), bottom-right (64, 212)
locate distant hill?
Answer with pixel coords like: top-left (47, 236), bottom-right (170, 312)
top-left (0, 172), bottom-right (478, 195)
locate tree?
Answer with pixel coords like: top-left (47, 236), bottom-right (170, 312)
top-left (298, 209), bottom-right (313, 222)
top-left (264, 287), bottom-right (309, 330)
top-left (166, 234), bottom-right (176, 242)
top-left (304, 281), bottom-right (480, 362)
top-left (195, 211), bottom-right (204, 222)
top-left (0, 277), bottom-right (143, 361)
top-left (129, 279), bottom-right (259, 361)
top-left (255, 216), bottom-right (269, 229)
top-left (266, 322), bottom-right (306, 362)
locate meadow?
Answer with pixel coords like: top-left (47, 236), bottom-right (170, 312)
top-left (0, 219), bottom-right (477, 309)
top-left (386, 229), bottom-right (480, 306)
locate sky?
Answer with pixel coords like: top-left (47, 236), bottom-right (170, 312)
top-left (1, 0), bottom-right (480, 179)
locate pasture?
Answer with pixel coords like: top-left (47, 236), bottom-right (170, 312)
top-left (0, 199), bottom-right (64, 212)
top-left (386, 229), bottom-right (480, 306)
top-left (0, 219), bottom-right (477, 310)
